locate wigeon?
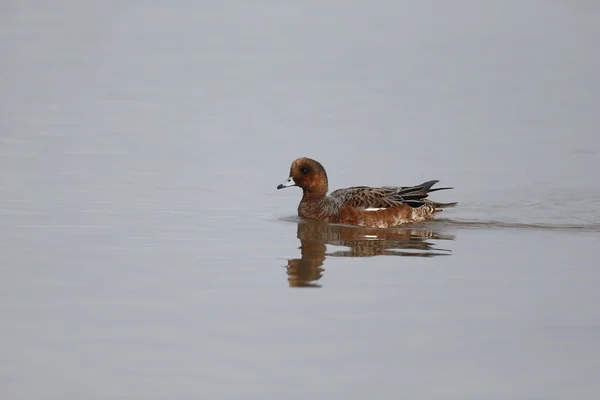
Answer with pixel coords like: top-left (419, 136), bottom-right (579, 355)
top-left (277, 157), bottom-right (457, 228)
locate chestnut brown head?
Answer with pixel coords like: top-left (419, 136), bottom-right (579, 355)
top-left (277, 157), bottom-right (329, 197)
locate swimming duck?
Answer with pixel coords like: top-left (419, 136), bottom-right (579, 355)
top-left (277, 157), bottom-right (456, 228)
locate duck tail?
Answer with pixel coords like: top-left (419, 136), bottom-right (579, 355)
top-left (432, 201), bottom-right (458, 210)
top-left (410, 180), bottom-right (453, 194)
top-left (428, 187), bottom-right (454, 193)
top-left (397, 180), bottom-right (457, 209)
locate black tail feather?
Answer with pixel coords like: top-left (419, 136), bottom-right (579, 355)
top-left (434, 201), bottom-right (458, 209)
top-left (397, 180), bottom-right (451, 199)
top-left (399, 180), bottom-right (456, 209)
top-left (429, 186), bottom-right (453, 193)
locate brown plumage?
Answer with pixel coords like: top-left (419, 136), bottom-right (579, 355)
top-left (277, 157), bottom-right (457, 228)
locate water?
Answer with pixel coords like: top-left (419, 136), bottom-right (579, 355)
top-left (1, 1), bottom-right (599, 399)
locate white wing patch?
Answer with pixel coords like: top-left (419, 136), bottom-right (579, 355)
top-left (364, 208), bottom-right (386, 211)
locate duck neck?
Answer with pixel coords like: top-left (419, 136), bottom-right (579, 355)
top-left (301, 185), bottom-right (328, 202)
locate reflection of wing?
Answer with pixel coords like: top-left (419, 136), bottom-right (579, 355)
top-left (285, 220), bottom-right (456, 287)
top-left (329, 180), bottom-right (454, 209)
top-left (296, 220), bottom-right (454, 258)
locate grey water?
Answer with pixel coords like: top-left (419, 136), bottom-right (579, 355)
top-left (1, 1), bottom-right (600, 399)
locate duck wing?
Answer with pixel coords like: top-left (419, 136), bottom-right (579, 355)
top-left (329, 180), bottom-right (454, 209)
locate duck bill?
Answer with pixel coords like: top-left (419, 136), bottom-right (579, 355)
top-left (277, 177), bottom-right (296, 190)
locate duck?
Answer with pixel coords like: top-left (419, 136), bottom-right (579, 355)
top-left (277, 157), bottom-right (456, 228)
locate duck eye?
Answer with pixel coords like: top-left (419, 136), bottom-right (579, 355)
top-left (301, 167), bottom-right (309, 175)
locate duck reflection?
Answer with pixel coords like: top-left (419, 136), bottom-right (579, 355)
top-left (286, 219), bottom-right (455, 288)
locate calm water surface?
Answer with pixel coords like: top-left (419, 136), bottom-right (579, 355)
top-left (1, 1), bottom-right (600, 399)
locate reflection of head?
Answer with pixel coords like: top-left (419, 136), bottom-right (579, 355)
top-left (286, 240), bottom-right (325, 288)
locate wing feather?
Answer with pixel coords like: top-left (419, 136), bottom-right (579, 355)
top-left (329, 180), bottom-right (454, 209)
